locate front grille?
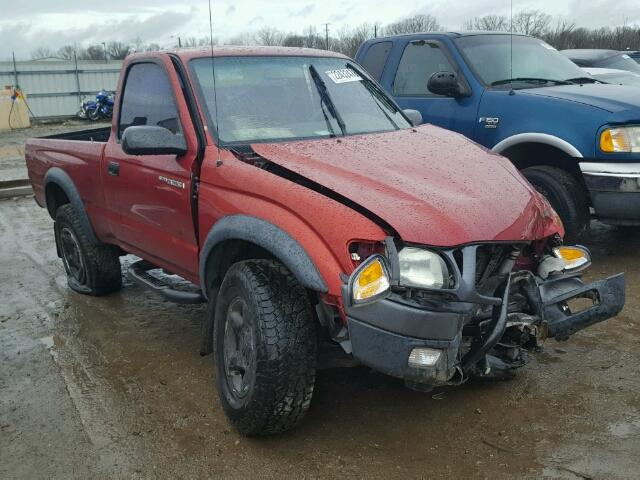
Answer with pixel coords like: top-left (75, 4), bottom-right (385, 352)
top-left (452, 244), bottom-right (520, 288)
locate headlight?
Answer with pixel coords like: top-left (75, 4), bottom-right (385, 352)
top-left (349, 254), bottom-right (391, 305)
top-left (398, 247), bottom-right (450, 289)
top-left (538, 245), bottom-right (591, 279)
top-left (600, 126), bottom-right (640, 153)
top-left (553, 245), bottom-right (591, 272)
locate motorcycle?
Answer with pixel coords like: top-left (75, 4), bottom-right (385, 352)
top-left (78, 90), bottom-right (114, 121)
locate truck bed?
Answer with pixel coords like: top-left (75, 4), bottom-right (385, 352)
top-left (41, 126), bottom-right (110, 142)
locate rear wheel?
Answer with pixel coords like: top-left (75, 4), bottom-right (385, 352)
top-left (54, 204), bottom-right (122, 295)
top-left (522, 165), bottom-right (590, 242)
top-left (212, 260), bottom-right (317, 436)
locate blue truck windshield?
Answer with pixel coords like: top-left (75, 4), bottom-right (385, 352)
top-left (455, 35), bottom-right (587, 87)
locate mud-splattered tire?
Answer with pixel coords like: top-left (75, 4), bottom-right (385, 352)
top-left (522, 166), bottom-right (590, 242)
top-left (54, 204), bottom-right (122, 296)
top-left (213, 260), bottom-right (317, 436)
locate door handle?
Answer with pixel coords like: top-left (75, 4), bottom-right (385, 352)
top-left (107, 161), bottom-right (120, 176)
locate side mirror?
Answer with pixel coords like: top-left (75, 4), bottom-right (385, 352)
top-left (122, 125), bottom-right (187, 156)
top-left (402, 109), bottom-right (423, 126)
top-left (427, 71), bottom-right (462, 98)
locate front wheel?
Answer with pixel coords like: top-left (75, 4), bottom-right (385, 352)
top-left (522, 165), bottom-right (590, 242)
top-left (212, 260), bottom-right (317, 436)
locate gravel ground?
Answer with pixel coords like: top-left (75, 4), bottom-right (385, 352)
top-left (0, 123), bottom-right (639, 479)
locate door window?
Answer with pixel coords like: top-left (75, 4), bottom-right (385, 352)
top-left (393, 42), bottom-right (457, 96)
top-left (360, 41), bottom-right (392, 80)
top-left (118, 62), bottom-right (182, 138)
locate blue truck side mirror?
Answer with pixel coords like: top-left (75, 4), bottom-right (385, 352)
top-left (428, 71), bottom-right (462, 98)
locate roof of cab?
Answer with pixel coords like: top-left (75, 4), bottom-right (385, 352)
top-left (366, 31), bottom-right (530, 41)
top-left (127, 45), bottom-right (349, 62)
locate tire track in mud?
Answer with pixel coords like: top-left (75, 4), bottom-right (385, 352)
top-left (0, 198), bottom-right (141, 476)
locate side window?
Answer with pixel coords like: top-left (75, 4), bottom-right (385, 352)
top-left (393, 42), bottom-right (457, 96)
top-left (360, 41), bottom-right (392, 80)
top-left (118, 62), bottom-right (182, 139)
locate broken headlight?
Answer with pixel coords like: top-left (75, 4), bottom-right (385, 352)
top-left (398, 247), bottom-right (450, 289)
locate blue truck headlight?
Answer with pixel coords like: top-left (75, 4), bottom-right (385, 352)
top-left (398, 247), bottom-right (450, 289)
top-left (600, 126), bottom-right (640, 153)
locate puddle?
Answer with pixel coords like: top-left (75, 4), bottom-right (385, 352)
top-left (608, 418), bottom-right (640, 438)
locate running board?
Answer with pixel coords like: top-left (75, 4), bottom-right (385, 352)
top-left (127, 260), bottom-right (206, 304)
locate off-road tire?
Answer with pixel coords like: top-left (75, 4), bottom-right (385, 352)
top-left (54, 204), bottom-right (122, 295)
top-left (213, 260), bottom-right (317, 436)
top-left (522, 165), bottom-right (590, 242)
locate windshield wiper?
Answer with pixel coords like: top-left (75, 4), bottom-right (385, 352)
top-left (565, 76), bottom-right (605, 84)
top-left (309, 65), bottom-right (346, 136)
top-left (491, 77), bottom-right (573, 87)
top-left (345, 63), bottom-right (400, 130)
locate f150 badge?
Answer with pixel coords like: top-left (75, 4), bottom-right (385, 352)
top-left (479, 117), bottom-right (500, 129)
top-left (159, 175), bottom-right (185, 189)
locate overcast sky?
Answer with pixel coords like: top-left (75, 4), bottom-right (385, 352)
top-left (2, 0), bottom-right (640, 59)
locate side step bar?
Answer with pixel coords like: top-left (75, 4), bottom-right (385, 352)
top-left (127, 260), bottom-right (206, 304)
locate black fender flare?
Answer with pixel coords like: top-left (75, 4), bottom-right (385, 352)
top-left (44, 167), bottom-right (100, 245)
top-left (199, 215), bottom-right (328, 298)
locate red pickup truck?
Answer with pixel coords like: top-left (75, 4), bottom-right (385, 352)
top-left (25, 47), bottom-right (624, 436)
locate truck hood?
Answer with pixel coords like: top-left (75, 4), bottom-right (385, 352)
top-left (521, 84), bottom-right (640, 114)
top-left (251, 126), bottom-right (562, 246)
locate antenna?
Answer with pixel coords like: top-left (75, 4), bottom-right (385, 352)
top-left (208, 0), bottom-right (222, 166)
top-left (509, 0), bottom-right (514, 94)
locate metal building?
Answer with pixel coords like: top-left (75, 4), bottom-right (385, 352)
top-left (0, 59), bottom-right (122, 119)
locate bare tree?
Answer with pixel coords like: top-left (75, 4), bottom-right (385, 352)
top-left (31, 47), bottom-right (54, 60)
top-left (254, 27), bottom-right (285, 46)
top-left (541, 19), bottom-right (576, 49)
top-left (226, 32), bottom-right (253, 46)
top-left (463, 15), bottom-right (508, 32)
top-left (107, 41), bottom-right (131, 60)
top-left (336, 23), bottom-right (375, 57)
top-left (78, 45), bottom-right (107, 61)
top-left (385, 14), bottom-right (441, 35)
top-left (57, 45), bottom-right (77, 60)
top-left (512, 10), bottom-right (551, 37)
top-left (283, 34), bottom-right (305, 48)
top-left (301, 26), bottom-right (324, 49)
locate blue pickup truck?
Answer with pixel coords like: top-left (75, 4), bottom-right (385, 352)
top-left (355, 32), bottom-right (640, 240)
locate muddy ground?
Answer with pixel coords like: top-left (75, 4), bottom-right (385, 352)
top-left (1, 126), bottom-right (639, 480)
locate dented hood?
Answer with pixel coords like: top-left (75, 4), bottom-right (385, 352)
top-left (251, 125), bottom-right (562, 246)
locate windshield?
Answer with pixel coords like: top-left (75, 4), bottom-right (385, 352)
top-left (190, 56), bottom-right (410, 144)
top-left (455, 35), bottom-right (586, 87)
top-left (598, 54), bottom-right (640, 74)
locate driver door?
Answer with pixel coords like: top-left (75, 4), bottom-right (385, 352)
top-left (103, 59), bottom-right (200, 277)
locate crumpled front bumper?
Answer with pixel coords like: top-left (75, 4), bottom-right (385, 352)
top-left (343, 272), bottom-right (625, 386)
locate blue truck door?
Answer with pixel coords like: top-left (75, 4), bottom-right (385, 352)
top-left (386, 39), bottom-right (479, 138)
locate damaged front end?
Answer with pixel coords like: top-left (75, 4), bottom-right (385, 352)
top-left (340, 238), bottom-right (625, 390)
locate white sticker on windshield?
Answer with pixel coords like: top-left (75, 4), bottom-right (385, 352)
top-left (540, 42), bottom-right (556, 50)
top-left (325, 69), bottom-right (362, 83)
top-left (622, 54), bottom-right (631, 59)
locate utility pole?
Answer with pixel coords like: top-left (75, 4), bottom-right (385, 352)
top-left (11, 51), bottom-right (18, 87)
top-left (323, 23), bottom-right (330, 50)
top-left (178, 36), bottom-right (182, 48)
top-left (102, 42), bottom-right (108, 63)
top-left (374, 24), bottom-right (378, 38)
